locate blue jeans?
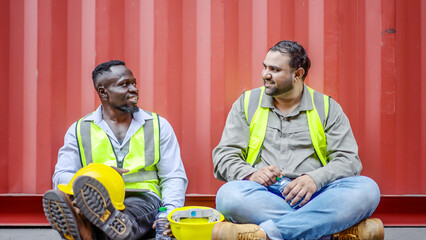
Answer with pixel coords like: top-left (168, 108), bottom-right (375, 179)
top-left (216, 176), bottom-right (380, 240)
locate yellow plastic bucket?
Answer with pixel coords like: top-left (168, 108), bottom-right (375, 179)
top-left (168, 206), bottom-right (224, 240)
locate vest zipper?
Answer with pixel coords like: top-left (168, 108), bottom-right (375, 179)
top-left (107, 136), bottom-right (124, 168)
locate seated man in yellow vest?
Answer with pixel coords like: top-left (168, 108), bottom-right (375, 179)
top-left (211, 41), bottom-right (384, 240)
top-left (43, 60), bottom-right (188, 240)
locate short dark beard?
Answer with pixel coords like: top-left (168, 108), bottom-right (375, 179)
top-left (265, 85), bottom-right (293, 96)
top-left (116, 105), bottom-right (139, 113)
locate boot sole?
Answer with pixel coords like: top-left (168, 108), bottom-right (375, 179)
top-left (73, 175), bottom-right (131, 240)
top-left (42, 190), bottom-right (82, 240)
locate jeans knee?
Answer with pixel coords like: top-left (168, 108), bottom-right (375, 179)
top-left (216, 181), bottom-right (258, 215)
top-left (350, 176), bottom-right (381, 213)
top-left (360, 176), bottom-right (380, 203)
top-left (216, 181), bottom-right (241, 212)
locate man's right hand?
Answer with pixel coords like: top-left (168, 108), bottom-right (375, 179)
top-left (110, 166), bottom-right (129, 176)
top-left (244, 166), bottom-right (282, 186)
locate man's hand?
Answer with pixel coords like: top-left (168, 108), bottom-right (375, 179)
top-left (110, 166), bottom-right (129, 175)
top-left (282, 175), bottom-right (317, 207)
top-left (152, 220), bottom-right (174, 237)
top-left (244, 166), bottom-right (282, 186)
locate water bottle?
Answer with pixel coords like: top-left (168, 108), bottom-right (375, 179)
top-left (277, 176), bottom-right (305, 208)
top-left (276, 176), bottom-right (292, 193)
top-left (155, 207), bottom-right (171, 240)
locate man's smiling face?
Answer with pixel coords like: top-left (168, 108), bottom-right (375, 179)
top-left (98, 65), bottom-right (139, 113)
top-left (261, 50), bottom-right (296, 98)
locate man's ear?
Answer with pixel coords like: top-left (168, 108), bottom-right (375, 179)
top-left (294, 67), bottom-right (305, 81)
top-left (98, 86), bottom-right (107, 98)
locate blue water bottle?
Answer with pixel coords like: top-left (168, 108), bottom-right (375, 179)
top-left (155, 207), bottom-right (171, 240)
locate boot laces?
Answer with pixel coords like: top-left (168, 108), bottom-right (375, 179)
top-left (337, 226), bottom-right (360, 240)
top-left (338, 235), bottom-right (359, 240)
top-left (237, 230), bottom-right (262, 240)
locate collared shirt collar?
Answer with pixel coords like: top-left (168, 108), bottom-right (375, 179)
top-left (84, 105), bottom-right (154, 125)
top-left (260, 84), bottom-right (313, 116)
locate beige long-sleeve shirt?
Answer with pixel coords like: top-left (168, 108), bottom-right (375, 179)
top-left (213, 84), bottom-right (362, 189)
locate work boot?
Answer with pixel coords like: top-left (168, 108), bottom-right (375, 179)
top-left (43, 189), bottom-right (92, 240)
top-left (331, 218), bottom-right (384, 240)
top-left (212, 222), bottom-right (267, 240)
top-left (73, 175), bottom-right (132, 240)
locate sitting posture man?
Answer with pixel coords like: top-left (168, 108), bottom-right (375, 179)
top-left (43, 60), bottom-right (187, 240)
top-left (212, 40), bottom-right (383, 240)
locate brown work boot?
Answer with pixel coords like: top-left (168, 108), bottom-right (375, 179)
top-left (43, 189), bottom-right (92, 240)
top-left (331, 218), bottom-right (384, 240)
top-left (212, 222), bottom-right (267, 240)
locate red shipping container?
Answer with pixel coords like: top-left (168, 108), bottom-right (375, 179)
top-left (0, 0), bottom-right (425, 226)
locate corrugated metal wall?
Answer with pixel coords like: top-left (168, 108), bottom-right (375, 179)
top-left (0, 0), bottom-right (425, 197)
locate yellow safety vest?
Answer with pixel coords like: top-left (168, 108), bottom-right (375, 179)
top-left (244, 86), bottom-right (330, 166)
top-left (76, 111), bottom-right (162, 197)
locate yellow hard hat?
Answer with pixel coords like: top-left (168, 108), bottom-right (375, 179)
top-left (168, 206), bottom-right (224, 240)
top-left (58, 163), bottom-right (125, 210)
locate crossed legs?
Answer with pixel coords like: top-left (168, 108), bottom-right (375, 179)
top-left (216, 176), bottom-right (381, 240)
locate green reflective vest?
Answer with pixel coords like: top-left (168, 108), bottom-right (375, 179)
top-left (76, 110), bottom-right (162, 197)
top-left (244, 86), bottom-right (330, 166)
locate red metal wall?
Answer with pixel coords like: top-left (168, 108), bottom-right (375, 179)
top-left (0, 0), bottom-right (425, 198)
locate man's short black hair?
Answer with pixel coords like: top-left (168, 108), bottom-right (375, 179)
top-left (269, 40), bottom-right (311, 80)
top-left (92, 60), bottom-right (126, 87)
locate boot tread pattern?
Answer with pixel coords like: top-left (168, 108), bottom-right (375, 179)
top-left (42, 191), bottom-right (81, 240)
top-left (74, 176), bottom-right (131, 240)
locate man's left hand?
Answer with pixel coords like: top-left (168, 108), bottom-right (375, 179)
top-left (282, 175), bottom-right (317, 207)
top-left (152, 220), bottom-right (174, 238)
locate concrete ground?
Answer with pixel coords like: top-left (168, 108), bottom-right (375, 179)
top-left (0, 227), bottom-right (425, 240)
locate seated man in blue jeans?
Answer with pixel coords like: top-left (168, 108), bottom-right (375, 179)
top-left (212, 40), bottom-right (383, 240)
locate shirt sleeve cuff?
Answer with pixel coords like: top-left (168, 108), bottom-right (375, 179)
top-left (239, 168), bottom-right (258, 181)
top-left (305, 169), bottom-right (328, 190)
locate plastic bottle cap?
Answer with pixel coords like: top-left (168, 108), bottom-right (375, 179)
top-left (159, 207), bottom-right (168, 212)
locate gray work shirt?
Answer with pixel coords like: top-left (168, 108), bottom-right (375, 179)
top-left (213, 84), bottom-right (362, 189)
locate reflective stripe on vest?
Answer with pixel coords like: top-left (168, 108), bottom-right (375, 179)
top-left (244, 86), bottom-right (330, 166)
top-left (76, 111), bottom-right (162, 197)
